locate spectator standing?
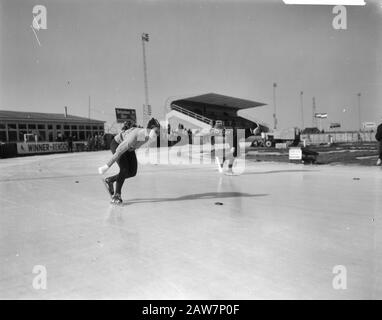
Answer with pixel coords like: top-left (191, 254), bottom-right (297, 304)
top-left (67, 135), bottom-right (73, 153)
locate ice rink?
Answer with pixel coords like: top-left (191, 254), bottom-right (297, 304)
top-left (0, 150), bottom-right (381, 299)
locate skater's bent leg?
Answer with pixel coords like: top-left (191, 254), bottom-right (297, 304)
top-left (114, 151), bottom-right (137, 195)
top-left (106, 174), bottom-right (119, 183)
top-left (114, 152), bottom-right (129, 195)
top-left (115, 169), bottom-right (128, 195)
top-left (128, 151), bottom-right (138, 177)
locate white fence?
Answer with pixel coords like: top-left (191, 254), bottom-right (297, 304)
top-left (301, 131), bottom-right (377, 145)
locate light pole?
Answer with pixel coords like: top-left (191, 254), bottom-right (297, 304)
top-left (357, 92), bottom-right (361, 131)
top-left (273, 82), bottom-right (277, 130)
top-left (141, 33), bottom-right (150, 126)
top-left (300, 91), bottom-right (304, 130)
top-left (88, 95), bottom-right (91, 119)
top-left (312, 96), bottom-right (317, 128)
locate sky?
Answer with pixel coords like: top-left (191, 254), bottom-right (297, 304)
top-left (0, 0), bottom-right (381, 131)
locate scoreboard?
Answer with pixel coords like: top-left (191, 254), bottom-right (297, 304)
top-left (115, 108), bottom-right (137, 123)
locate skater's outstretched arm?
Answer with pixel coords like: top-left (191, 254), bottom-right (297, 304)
top-left (98, 129), bottom-right (152, 174)
top-left (98, 134), bottom-right (137, 174)
top-left (107, 134), bottom-right (153, 167)
top-left (106, 137), bottom-right (133, 167)
top-left (98, 121), bottom-right (161, 175)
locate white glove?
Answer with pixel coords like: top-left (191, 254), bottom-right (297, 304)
top-left (98, 164), bottom-right (109, 175)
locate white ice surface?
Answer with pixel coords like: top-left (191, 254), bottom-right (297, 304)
top-left (0, 151), bottom-right (381, 299)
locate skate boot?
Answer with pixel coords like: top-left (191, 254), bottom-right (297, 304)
top-left (225, 167), bottom-right (234, 175)
top-left (377, 159), bottom-right (382, 166)
top-left (102, 178), bottom-right (114, 198)
top-left (111, 193), bottom-right (123, 205)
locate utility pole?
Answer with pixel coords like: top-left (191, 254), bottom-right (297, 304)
top-left (300, 91), bottom-right (304, 130)
top-left (357, 92), bottom-right (362, 131)
top-left (141, 33), bottom-right (150, 126)
top-left (273, 82), bottom-right (278, 130)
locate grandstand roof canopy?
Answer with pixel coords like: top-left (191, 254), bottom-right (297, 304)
top-left (172, 93), bottom-right (266, 110)
top-left (0, 110), bottom-right (105, 124)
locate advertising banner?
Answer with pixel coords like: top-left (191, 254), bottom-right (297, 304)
top-left (17, 142), bottom-right (68, 155)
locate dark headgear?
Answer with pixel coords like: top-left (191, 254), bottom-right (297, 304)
top-left (146, 118), bottom-right (160, 129)
top-left (122, 119), bottom-right (136, 131)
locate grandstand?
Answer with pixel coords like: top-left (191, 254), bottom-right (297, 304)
top-left (166, 93), bottom-right (269, 136)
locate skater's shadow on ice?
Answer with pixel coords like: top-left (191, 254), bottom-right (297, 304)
top-left (122, 192), bottom-right (268, 206)
top-left (242, 169), bottom-right (319, 175)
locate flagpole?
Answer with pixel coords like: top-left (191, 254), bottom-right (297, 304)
top-left (300, 91), bottom-right (304, 130)
top-left (141, 33), bottom-right (150, 126)
top-left (273, 83), bottom-right (277, 130)
top-left (357, 92), bottom-right (361, 131)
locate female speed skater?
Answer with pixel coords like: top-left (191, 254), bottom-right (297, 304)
top-left (98, 118), bottom-right (161, 204)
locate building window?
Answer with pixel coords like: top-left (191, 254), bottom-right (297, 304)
top-left (56, 131), bottom-right (64, 141)
top-left (79, 131), bottom-right (85, 140)
top-left (64, 125), bottom-right (70, 130)
top-left (35, 124), bottom-right (46, 141)
top-left (38, 131), bottom-right (46, 141)
top-left (8, 131), bottom-right (17, 142)
top-left (47, 124), bottom-right (54, 141)
top-left (0, 130), bottom-right (6, 142)
top-left (7, 124), bottom-right (17, 130)
top-left (7, 124), bottom-right (17, 142)
top-left (0, 124), bottom-right (5, 130)
top-left (17, 124), bottom-right (27, 141)
top-left (55, 125), bottom-right (62, 138)
top-left (19, 129), bottom-right (27, 141)
top-left (28, 124), bottom-right (37, 130)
